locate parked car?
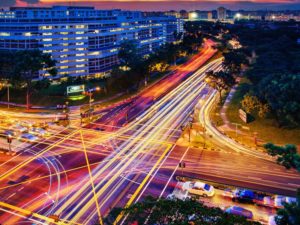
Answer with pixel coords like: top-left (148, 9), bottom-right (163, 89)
top-left (268, 215), bottom-right (276, 225)
top-left (29, 127), bottom-right (48, 137)
top-left (19, 133), bottom-right (39, 143)
top-left (0, 129), bottom-right (17, 137)
top-left (233, 189), bottom-right (255, 203)
top-left (182, 181), bottom-right (215, 197)
top-left (10, 124), bottom-right (27, 133)
top-left (225, 206), bottom-right (253, 219)
top-left (222, 188), bottom-right (234, 198)
top-left (167, 188), bottom-right (190, 201)
top-left (274, 195), bottom-right (297, 208)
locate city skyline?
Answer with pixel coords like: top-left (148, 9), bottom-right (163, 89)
top-left (1, 0), bottom-right (300, 11)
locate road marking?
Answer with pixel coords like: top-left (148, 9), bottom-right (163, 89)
top-left (6, 192), bottom-right (16, 199)
top-left (17, 187), bottom-right (24, 192)
top-left (120, 175), bottom-right (141, 185)
top-left (159, 147), bottom-right (190, 198)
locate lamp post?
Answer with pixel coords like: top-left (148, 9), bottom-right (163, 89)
top-left (232, 122), bottom-right (241, 138)
top-left (84, 87), bottom-right (100, 121)
top-left (7, 83), bottom-right (10, 109)
top-left (65, 101), bottom-right (69, 124)
top-left (188, 115), bottom-right (193, 143)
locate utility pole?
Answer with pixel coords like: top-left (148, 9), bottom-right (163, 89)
top-left (232, 122), bottom-right (241, 138)
top-left (84, 87), bottom-right (100, 121)
top-left (202, 123), bottom-right (206, 148)
top-left (7, 83), bottom-right (10, 109)
top-left (188, 115), bottom-right (193, 143)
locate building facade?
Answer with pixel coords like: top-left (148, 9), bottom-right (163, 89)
top-left (0, 6), bottom-right (183, 79)
top-left (217, 7), bottom-right (227, 21)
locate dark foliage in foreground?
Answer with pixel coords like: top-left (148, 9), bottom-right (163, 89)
top-left (101, 196), bottom-right (261, 225)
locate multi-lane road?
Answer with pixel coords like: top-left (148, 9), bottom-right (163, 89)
top-left (0, 39), bottom-right (299, 225)
top-left (0, 41), bottom-right (219, 224)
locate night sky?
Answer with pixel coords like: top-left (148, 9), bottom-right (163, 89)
top-left (1, 0), bottom-right (300, 11)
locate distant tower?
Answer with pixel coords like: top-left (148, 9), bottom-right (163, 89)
top-left (217, 7), bottom-right (227, 20)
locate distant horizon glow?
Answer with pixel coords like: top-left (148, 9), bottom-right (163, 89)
top-left (2, 0), bottom-right (300, 11)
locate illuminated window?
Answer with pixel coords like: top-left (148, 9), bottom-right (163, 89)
top-left (24, 32), bottom-right (32, 36)
top-left (0, 32), bottom-right (10, 36)
top-left (76, 25), bottom-right (85, 29)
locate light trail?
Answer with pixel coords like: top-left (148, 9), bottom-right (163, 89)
top-left (198, 90), bottom-right (273, 160)
top-left (58, 60), bottom-right (222, 224)
top-left (51, 59), bottom-right (222, 221)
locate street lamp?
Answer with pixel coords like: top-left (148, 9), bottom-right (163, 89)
top-left (232, 122), bottom-right (241, 138)
top-left (7, 83), bottom-right (10, 109)
top-left (188, 115), bottom-right (193, 143)
top-left (235, 13), bottom-right (242, 20)
top-left (84, 87), bottom-right (100, 121)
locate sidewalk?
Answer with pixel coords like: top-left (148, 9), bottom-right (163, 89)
top-left (214, 86), bottom-right (263, 150)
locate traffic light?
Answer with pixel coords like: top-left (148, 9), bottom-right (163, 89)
top-left (7, 135), bottom-right (12, 144)
top-left (179, 162), bottom-right (186, 168)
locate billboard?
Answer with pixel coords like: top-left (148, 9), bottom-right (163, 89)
top-left (66, 85), bottom-right (85, 95)
top-left (239, 109), bottom-right (249, 123)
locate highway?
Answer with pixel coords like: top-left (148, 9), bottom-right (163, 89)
top-left (0, 41), bottom-right (220, 224)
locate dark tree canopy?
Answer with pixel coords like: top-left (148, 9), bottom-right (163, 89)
top-left (264, 143), bottom-right (300, 171)
top-left (205, 70), bottom-right (236, 101)
top-left (0, 49), bottom-right (57, 108)
top-left (220, 21), bottom-right (300, 127)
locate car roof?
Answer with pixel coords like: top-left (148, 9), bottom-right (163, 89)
top-left (231, 206), bottom-right (248, 211)
top-left (22, 133), bottom-right (34, 137)
top-left (193, 182), bottom-right (206, 189)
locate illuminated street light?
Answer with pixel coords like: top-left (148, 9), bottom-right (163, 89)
top-left (84, 87), bottom-right (101, 121)
top-left (235, 13), bottom-right (242, 20)
top-left (190, 12), bottom-right (198, 20)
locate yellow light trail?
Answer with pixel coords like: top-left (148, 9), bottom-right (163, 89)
top-left (64, 60), bottom-right (222, 223)
top-left (0, 130), bottom-right (79, 181)
top-left (114, 143), bottom-right (173, 224)
top-left (80, 130), bottom-right (104, 225)
top-left (0, 201), bottom-right (69, 225)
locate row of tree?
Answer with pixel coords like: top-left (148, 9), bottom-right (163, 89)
top-left (264, 143), bottom-right (300, 172)
top-left (106, 27), bottom-right (204, 94)
top-left (0, 49), bottom-right (57, 109)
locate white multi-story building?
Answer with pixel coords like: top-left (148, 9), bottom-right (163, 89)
top-left (0, 6), bottom-right (183, 79)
